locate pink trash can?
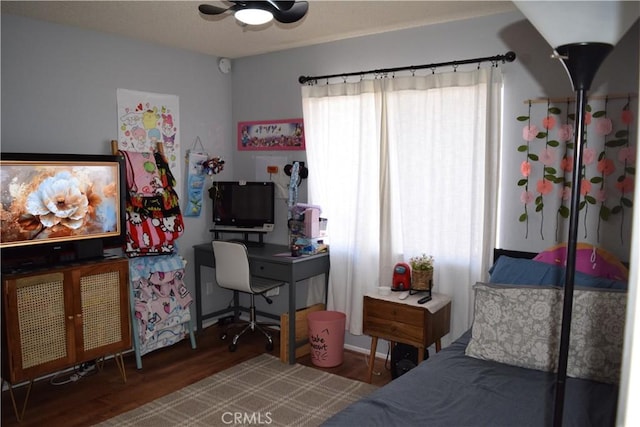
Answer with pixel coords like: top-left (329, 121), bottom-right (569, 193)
top-left (307, 311), bottom-right (346, 367)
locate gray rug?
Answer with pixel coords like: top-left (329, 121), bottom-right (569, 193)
top-left (96, 353), bottom-right (378, 426)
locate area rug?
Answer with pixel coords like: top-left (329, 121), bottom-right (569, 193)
top-left (96, 354), bottom-right (378, 426)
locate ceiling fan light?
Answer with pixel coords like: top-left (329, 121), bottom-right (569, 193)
top-left (235, 8), bottom-right (273, 25)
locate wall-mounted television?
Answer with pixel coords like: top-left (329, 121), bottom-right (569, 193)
top-left (209, 181), bottom-right (275, 233)
top-left (0, 152), bottom-right (126, 272)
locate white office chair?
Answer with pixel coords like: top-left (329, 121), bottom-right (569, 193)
top-left (212, 240), bottom-right (284, 352)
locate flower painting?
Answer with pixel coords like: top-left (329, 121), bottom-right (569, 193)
top-left (0, 161), bottom-right (121, 247)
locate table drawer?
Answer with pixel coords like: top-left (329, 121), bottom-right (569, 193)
top-left (364, 297), bottom-right (425, 327)
top-left (363, 317), bottom-right (424, 344)
top-left (251, 260), bottom-right (290, 281)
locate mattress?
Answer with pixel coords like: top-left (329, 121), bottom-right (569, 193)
top-left (323, 331), bottom-right (618, 427)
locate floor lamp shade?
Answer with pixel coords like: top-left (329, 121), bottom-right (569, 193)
top-left (514, 1), bottom-right (639, 48)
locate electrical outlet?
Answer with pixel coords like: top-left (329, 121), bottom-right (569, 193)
top-left (206, 282), bottom-right (214, 295)
top-left (265, 287), bottom-right (279, 297)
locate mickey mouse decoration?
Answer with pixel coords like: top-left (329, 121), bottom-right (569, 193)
top-left (284, 161), bottom-right (308, 186)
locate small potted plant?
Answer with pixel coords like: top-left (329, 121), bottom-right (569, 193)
top-left (409, 254), bottom-right (434, 291)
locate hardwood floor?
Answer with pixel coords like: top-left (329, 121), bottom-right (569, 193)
top-left (1, 324), bottom-right (393, 426)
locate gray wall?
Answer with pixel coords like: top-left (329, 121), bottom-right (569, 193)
top-left (230, 11), bottom-right (638, 350)
top-left (2, 11), bottom-right (638, 353)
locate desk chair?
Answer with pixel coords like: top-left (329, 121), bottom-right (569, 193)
top-left (212, 240), bottom-right (284, 352)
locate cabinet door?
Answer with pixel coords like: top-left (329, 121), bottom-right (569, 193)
top-left (74, 260), bottom-right (131, 361)
top-left (3, 272), bottom-right (74, 383)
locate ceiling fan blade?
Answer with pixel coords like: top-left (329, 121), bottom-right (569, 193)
top-left (272, 1), bottom-right (308, 23)
top-left (198, 3), bottom-right (234, 15)
top-left (266, 1), bottom-right (295, 11)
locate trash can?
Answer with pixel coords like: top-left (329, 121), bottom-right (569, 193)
top-left (307, 311), bottom-right (346, 367)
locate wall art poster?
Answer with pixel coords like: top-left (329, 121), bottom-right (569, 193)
top-left (238, 118), bottom-right (305, 151)
top-left (116, 88), bottom-right (182, 193)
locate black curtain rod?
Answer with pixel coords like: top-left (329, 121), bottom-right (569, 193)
top-left (298, 51), bottom-right (516, 84)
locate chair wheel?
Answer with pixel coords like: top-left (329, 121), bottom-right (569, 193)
top-left (266, 341), bottom-right (274, 352)
top-left (229, 343), bottom-right (237, 352)
top-left (220, 332), bottom-right (227, 340)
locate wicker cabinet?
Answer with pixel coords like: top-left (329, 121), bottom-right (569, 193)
top-left (2, 257), bottom-right (131, 385)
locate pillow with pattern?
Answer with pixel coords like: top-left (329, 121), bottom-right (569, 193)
top-left (465, 282), bottom-right (626, 384)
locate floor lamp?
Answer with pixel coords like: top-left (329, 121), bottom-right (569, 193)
top-left (513, 2), bottom-right (639, 426)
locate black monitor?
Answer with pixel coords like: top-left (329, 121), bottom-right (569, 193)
top-left (209, 181), bottom-right (275, 233)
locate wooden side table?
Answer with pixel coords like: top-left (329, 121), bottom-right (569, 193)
top-left (363, 292), bottom-right (451, 383)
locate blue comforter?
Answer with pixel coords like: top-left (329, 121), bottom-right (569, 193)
top-left (323, 331), bottom-right (618, 426)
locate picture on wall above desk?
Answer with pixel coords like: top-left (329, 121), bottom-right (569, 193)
top-left (238, 118), bottom-right (305, 151)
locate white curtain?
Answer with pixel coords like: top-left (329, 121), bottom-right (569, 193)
top-left (302, 67), bottom-right (503, 344)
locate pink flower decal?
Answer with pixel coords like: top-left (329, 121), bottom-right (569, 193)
top-left (560, 156), bottom-right (574, 172)
top-left (559, 187), bottom-right (571, 201)
top-left (522, 124), bottom-right (538, 141)
top-left (520, 161), bottom-right (532, 177)
top-left (558, 124), bottom-right (573, 142)
top-left (621, 109), bottom-right (634, 125)
top-left (583, 147), bottom-right (596, 166)
top-left (536, 179), bottom-right (553, 195)
top-left (619, 147), bottom-right (636, 164)
top-left (542, 116), bottom-right (556, 130)
top-left (580, 179), bottom-right (592, 196)
top-left (595, 118), bottom-right (613, 136)
top-left (595, 189), bottom-right (607, 203)
top-left (596, 158), bottom-right (615, 176)
top-left (539, 148), bottom-right (556, 166)
top-left (584, 112), bottom-right (592, 125)
top-left (615, 176), bottom-right (634, 194)
top-left (520, 190), bottom-right (534, 204)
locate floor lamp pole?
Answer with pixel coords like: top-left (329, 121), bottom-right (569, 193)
top-left (553, 42), bottom-right (613, 427)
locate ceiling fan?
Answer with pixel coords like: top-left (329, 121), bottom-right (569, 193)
top-left (198, 1), bottom-right (309, 25)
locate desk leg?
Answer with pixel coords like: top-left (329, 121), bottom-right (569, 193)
top-left (288, 273), bottom-right (296, 364)
top-left (367, 336), bottom-right (378, 384)
top-left (435, 339), bottom-right (442, 353)
top-left (418, 347), bottom-right (425, 363)
top-left (195, 262), bottom-right (203, 333)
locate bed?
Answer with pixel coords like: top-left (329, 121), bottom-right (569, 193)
top-left (323, 247), bottom-right (628, 427)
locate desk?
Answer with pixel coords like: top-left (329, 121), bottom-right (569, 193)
top-left (193, 242), bottom-right (330, 364)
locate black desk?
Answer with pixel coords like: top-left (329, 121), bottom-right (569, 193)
top-left (193, 242), bottom-right (330, 364)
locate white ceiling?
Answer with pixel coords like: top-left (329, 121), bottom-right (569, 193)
top-left (1, 1), bottom-right (516, 59)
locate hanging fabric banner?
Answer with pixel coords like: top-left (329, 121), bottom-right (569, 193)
top-left (184, 137), bottom-right (208, 217)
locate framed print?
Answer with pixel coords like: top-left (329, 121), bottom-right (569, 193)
top-left (238, 118), bottom-right (305, 151)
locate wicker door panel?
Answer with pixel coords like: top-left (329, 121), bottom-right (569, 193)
top-left (15, 273), bottom-right (68, 369)
top-left (80, 270), bottom-right (122, 351)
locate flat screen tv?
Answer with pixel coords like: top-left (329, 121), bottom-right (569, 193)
top-left (209, 181), bottom-right (275, 233)
top-left (0, 152), bottom-right (126, 271)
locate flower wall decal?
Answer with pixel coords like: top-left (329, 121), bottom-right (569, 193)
top-left (515, 95), bottom-right (635, 244)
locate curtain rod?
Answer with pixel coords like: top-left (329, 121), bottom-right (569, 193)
top-left (298, 51), bottom-right (516, 84)
top-left (524, 92), bottom-right (638, 104)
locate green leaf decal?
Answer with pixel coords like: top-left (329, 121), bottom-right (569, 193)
top-left (559, 205), bottom-right (570, 218)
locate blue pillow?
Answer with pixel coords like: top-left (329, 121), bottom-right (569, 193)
top-left (489, 256), bottom-right (562, 285)
top-left (489, 256), bottom-right (627, 289)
